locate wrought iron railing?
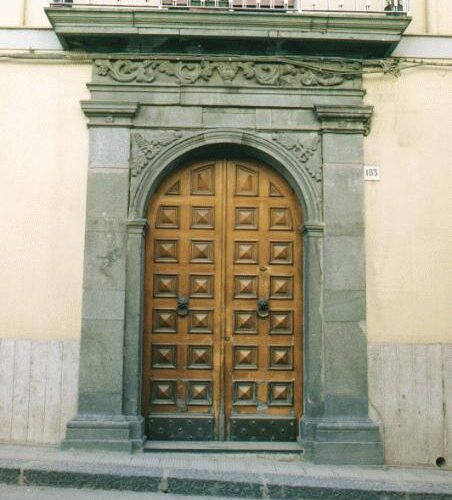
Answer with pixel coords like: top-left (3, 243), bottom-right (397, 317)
top-left (49, 0), bottom-right (409, 14)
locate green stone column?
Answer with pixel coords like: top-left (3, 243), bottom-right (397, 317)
top-left (122, 218), bottom-right (148, 447)
top-left (301, 223), bottom-right (325, 419)
top-left (62, 101), bottom-right (143, 452)
top-left (301, 105), bottom-right (384, 465)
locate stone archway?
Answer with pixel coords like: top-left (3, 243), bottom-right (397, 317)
top-left (123, 130), bottom-right (324, 443)
top-left (63, 89), bottom-right (382, 464)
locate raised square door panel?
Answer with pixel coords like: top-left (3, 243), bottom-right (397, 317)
top-left (268, 382), bottom-right (294, 406)
top-left (156, 206), bottom-right (180, 229)
top-left (188, 346), bottom-right (213, 369)
top-left (269, 207), bottom-right (293, 230)
top-left (270, 311), bottom-right (293, 335)
top-left (154, 240), bottom-right (179, 263)
top-left (151, 381), bottom-right (177, 405)
top-left (234, 276), bottom-right (258, 299)
top-left (191, 207), bottom-right (215, 229)
top-left (187, 381), bottom-right (213, 405)
top-left (190, 240), bottom-right (214, 263)
top-left (269, 346), bottom-right (293, 370)
top-left (189, 275), bottom-right (214, 298)
top-left (153, 310), bottom-right (177, 333)
top-left (235, 208), bottom-right (258, 230)
top-left (154, 274), bottom-right (178, 298)
top-left (270, 276), bottom-right (294, 299)
top-left (151, 345), bottom-right (177, 369)
top-left (233, 346), bottom-right (258, 370)
top-left (233, 382), bottom-right (257, 406)
top-left (234, 241), bottom-right (258, 264)
top-left (189, 310), bottom-right (213, 334)
top-left (269, 241), bottom-right (293, 265)
top-left (233, 311), bottom-right (258, 335)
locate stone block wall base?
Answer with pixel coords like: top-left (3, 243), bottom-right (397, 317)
top-left (62, 415), bottom-right (145, 453)
top-left (301, 418), bottom-right (384, 465)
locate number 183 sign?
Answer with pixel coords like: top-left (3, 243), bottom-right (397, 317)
top-left (364, 166), bottom-right (380, 181)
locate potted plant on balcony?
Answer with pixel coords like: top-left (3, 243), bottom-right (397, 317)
top-left (384, 0), bottom-right (404, 15)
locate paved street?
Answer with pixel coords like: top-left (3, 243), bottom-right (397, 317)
top-left (0, 485), bottom-right (247, 500)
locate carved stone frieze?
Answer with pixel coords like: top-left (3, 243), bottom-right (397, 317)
top-left (131, 131), bottom-right (183, 177)
top-left (272, 134), bottom-right (322, 182)
top-left (95, 59), bottom-right (357, 88)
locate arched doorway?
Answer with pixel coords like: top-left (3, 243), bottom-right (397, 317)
top-left (142, 158), bottom-right (303, 441)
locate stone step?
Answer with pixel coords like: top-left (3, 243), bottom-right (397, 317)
top-left (143, 440), bottom-right (303, 453)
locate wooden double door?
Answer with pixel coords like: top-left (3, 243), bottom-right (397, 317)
top-left (142, 159), bottom-right (303, 441)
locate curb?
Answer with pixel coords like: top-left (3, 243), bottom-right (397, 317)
top-left (0, 464), bottom-right (451, 499)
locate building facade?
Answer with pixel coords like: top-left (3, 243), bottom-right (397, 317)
top-left (0, 0), bottom-right (451, 467)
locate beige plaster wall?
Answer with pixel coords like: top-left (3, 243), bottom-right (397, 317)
top-left (1, 0), bottom-right (452, 34)
top-left (0, 62), bottom-right (90, 341)
top-left (405, 0), bottom-right (452, 36)
top-left (0, 1), bottom-right (25, 27)
top-left (364, 67), bottom-right (452, 344)
top-left (0, 1), bottom-right (49, 28)
top-left (1, 63), bottom-right (451, 346)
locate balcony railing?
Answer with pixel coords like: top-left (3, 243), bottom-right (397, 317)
top-left (50, 0), bottom-right (409, 14)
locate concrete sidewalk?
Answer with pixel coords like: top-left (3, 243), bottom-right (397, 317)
top-left (0, 444), bottom-right (450, 499)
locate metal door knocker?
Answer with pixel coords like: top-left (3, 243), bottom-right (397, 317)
top-left (257, 299), bottom-right (270, 318)
top-left (176, 296), bottom-right (189, 317)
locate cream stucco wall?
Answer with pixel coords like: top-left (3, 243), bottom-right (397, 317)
top-left (405, 0), bottom-right (452, 35)
top-left (1, 0), bottom-right (452, 35)
top-left (0, 0), bottom-right (49, 28)
top-left (0, 62), bottom-right (90, 341)
top-left (1, 62), bottom-right (451, 345)
top-left (364, 67), bottom-right (452, 344)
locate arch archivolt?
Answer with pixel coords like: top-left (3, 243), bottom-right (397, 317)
top-left (129, 128), bottom-right (323, 226)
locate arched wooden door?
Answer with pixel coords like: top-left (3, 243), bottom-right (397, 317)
top-left (142, 159), bottom-right (303, 441)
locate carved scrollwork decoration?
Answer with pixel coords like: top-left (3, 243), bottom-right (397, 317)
top-left (96, 60), bottom-right (158, 82)
top-left (272, 134), bottom-right (322, 182)
top-left (363, 115), bottom-right (372, 137)
top-left (131, 131), bottom-right (183, 178)
top-left (95, 59), bottom-right (356, 88)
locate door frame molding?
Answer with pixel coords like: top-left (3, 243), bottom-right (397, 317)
top-left (63, 66), bottom-right (383, 464)
top-left (128, 131), bottom-right (320, 441)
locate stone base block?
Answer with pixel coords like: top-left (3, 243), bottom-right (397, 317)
top-left (62, 415), bottom-right (145, 453)
top-left (301, 417), bottom-right (384, 465)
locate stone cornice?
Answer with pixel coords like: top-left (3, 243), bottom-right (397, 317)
top-left (45, 8), bottom-right (411, 58)
top-left (315, 105), bottom-right (374, 135)
top-left (80, 101), bottom-right (139, 126)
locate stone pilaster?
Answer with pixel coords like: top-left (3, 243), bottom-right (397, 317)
top-left (301, 105), bottom-right (383, 465)
top-left (62, 102), bottom-right (141, 452)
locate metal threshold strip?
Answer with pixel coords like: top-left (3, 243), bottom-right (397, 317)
top-left (143, 441), bottom-right (304, 453)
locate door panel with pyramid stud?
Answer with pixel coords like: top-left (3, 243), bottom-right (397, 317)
top-left (143, 159), bottom-right (302, 441)
top-left (143, 160), bottom-right (222, 441)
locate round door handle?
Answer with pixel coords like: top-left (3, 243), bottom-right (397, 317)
top-left (176, 296), bottom-right (189, 317)
top-left (257, 299), bottom-right (271, 318)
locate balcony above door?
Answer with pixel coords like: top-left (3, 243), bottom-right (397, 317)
top-left (46, 0), bottom-right (411, 56)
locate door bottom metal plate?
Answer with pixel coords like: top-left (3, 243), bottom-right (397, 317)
top-left (147, 415), bottom-right (215, 441)
top-left (229, 416), bottom-right (297, 442)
